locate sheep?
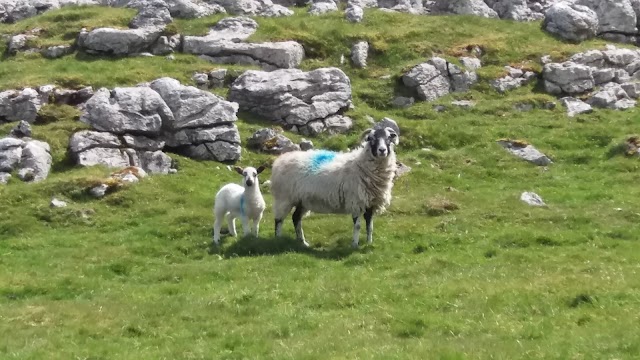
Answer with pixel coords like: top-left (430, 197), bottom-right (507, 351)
top-left (212, 165), bottom-right (266, 246)
top-left (270, 127), bottom-right (399, 248)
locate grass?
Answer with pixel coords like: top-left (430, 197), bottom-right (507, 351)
top-left (2, 5), bottom-right (640, 360)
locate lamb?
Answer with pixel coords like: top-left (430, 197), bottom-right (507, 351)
top-left (270, 127), bottom-right (399, 248)
top-left (212, 165), bottom-right (267, 246)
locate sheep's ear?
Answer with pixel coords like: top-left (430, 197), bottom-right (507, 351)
top-left (386, 127), bottom-right (399, 145)
top-left (233, 166), bottom-right (244, 175)
top-left (360, 128), bottom-right (374, 142)
top-left (256, 165), bottom-right (266, 174)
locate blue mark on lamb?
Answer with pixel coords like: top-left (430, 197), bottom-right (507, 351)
top-left (239, 194), bottom-right (245, 216)
top-left (309, 150), bottom-right (337, 173)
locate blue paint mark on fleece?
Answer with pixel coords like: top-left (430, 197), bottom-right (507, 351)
top-left (309, 150), bottom-right (337, 173)
top-left (239, 194), bottom-right (245, 217)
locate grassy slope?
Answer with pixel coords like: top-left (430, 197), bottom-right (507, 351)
top-left (2, 6), bottom-right (640, 360)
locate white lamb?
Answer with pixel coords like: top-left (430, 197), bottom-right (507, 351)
top-left (270, 127), bottom-right (399, 248)
top-left (212, 165), bottom-right (266, 246)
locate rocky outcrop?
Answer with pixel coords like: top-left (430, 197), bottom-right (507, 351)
top-left (542, 45), bottom-right (640, 114)
top-left (0, 137), bottom-right (52, 183)
top-left (72, 77), bottom-right (241, 171)
top-left (149, 77), bottom-right (241, 161)
top-left (402, 56), bottom-right (480, 101)
top-left (228, 67), bottom-right (353, 135)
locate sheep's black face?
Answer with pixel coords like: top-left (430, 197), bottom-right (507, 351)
top-left (364, 127), bottom-right (399, 158)
top-left (234, 165), bottom-right (266, 188)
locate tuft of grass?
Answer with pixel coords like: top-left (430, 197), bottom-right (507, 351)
top-left (424, 196), bottom-right (460, 216)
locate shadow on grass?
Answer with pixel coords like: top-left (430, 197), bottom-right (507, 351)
top-left (210, 234), bottom-right (359, 260)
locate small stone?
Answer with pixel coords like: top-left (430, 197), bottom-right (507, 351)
top-left (121, 173), bottom-right (139, 183)
top-left (169, 168), bottom-right (178, 174)
top-left (209, 69), bottom-right (227, 88)
top-left (433, 105), bottom-right (446, 112)
top-left (300, 139), bottom-right (314, 151)
top-left (90, 184), bottom-right (109, 198)
top-left (166, 55), bottom-right (175, 60)
top-left (541, 55), bottom-right (552, 64)
top-left (17, 168), bottom-right (35, 182)
top-left (451, 100), bottom-right (476, 108)
top-left (561, 97), bottom-right (592, 117)
top-left (192, 72), bottom-right (209, 89)
top-left (9, 120), bottom-right (32, 138)
top-left (520, 192), bottom-right (546, 206)
top-left (50, 198), bottom-right (68, 208)
top-left (392, 96), bottom-right (414, 108)
top-left (0, 173), bottom-right (11, 184)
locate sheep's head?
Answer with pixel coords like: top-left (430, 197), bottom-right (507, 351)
top-left (361, 127), bottom-right (399, 158)
top-left (234, 165), bottom-right (266, 188)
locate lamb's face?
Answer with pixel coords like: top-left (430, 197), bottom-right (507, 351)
top-left (363, 127), bottom-right (399, 158)
top-left (234, 165), bottom-right (266, 187)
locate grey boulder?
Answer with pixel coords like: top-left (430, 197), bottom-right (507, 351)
top-left (497, 139), bottom-right (552, 166)
top-left (78, 27), bottom-right (163, 56)
top-left (543, 2), bottom-right (599, 42)
top-left (80, 87), bottom-right (174, 135)
top-left (0, 88), bottom-right (42, 123)
top-left (228, 67), bottom-right (352, 133)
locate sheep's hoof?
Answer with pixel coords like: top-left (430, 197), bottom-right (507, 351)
top-left (351, 242), bottom-right (359, 249)
top-left (300, 240), bottom-right (310, 248)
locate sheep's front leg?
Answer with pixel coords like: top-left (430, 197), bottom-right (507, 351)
top-left (364, 207), bottom-right (374, 245)
top-left (351, 213), bottom-right (361, 249)
top-left (292, 206), bottom-right (309, 248)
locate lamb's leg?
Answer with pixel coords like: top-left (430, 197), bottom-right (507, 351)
top-left (364, 207), bottom-right (374, 245)
top-left (351, 214), bottom-right (361, 249)
top-left (292, 206), bottom-right (309, 248)
top-left (241, 215), bottom-right (250, 237)
top-left (253, 213), bottom-right (262, 237)
top-left (227, 214), bottom-right (237, 237)
top-left (213, 216), bottom-right (222, 245)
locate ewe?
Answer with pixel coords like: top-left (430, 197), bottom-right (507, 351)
top-left (270, 127), bottom-right (399, 248)
top-left (212, 165), bottom-right (266, 246)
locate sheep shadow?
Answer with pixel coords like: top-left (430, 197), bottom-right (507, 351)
top-left (211, 234), bottom-right (360, 260)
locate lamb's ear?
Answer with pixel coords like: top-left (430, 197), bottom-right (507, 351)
top-left (360, 128), bottom-right (374, 142)
top-left (386, 127), bottom-right (399, 145)
top-left (256, 165), bottom-right (266, 174)
top-left (233, 166), bottom-right (244, 175)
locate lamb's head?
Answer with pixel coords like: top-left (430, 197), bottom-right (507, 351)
top-left (234, 165), bottom-right (266, 188)
top-left (361, 127), bottom-right (399, 158)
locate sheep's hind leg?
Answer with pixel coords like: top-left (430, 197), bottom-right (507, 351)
top-left (351, 214), bottom-right (361, 249)
top-left (292, 205), bottom-right (310, 248)
top-left (274, 201), bottom-right (293, 238)
top-left (364, 207), bottom-right (374, 245)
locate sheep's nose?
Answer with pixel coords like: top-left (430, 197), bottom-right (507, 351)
top-left (377, 148), bottom-right (387, 156)
top-left (246, 180), bottom-right (254, 187)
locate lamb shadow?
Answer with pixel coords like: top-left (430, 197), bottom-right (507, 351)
top-left (218, 234), bottom-right (358, 260)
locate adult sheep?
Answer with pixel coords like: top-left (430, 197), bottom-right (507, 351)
top-left (270, 127), bottom-right (399, 248)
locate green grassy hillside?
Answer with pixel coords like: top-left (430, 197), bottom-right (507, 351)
top-left (2, 6), bottom-right (640, 360)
